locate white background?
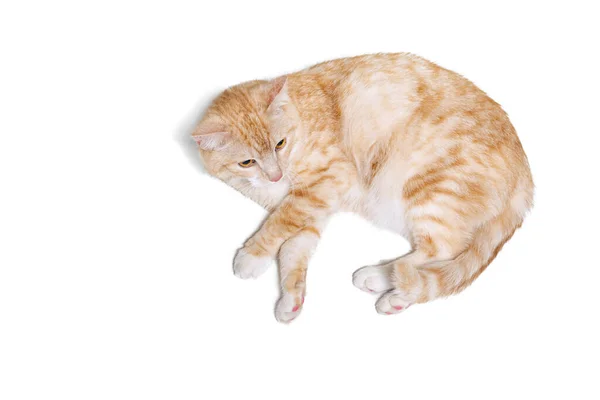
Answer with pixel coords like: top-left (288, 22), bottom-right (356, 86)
top-left (1, 1), bottom-right (599, 399)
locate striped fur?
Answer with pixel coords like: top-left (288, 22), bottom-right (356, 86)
top-left (192, 53), bottom-right (534, 322)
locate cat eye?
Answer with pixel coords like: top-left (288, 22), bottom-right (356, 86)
top-left (238, 159), bottom-right (256, 168)
top-left (275, 138), bottom-right (286, 151)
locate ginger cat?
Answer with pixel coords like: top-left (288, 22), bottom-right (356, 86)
top-left (192, 53), bottom-right (533, 323)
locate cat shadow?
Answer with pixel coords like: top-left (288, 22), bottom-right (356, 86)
top-left (173, 88), bottom-right (222, 175)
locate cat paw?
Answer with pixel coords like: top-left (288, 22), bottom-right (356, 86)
top-left (375, 290), bottom-right (415, 315)
top-left (275, 293), bottom-right (304, 323)
top-left (352, 265), bottom-right (394, 294)
top-left (233, 247), bottom-right (272, 279)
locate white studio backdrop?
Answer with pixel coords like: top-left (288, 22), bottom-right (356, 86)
top-left (1, 1), bottom-right (598, 399)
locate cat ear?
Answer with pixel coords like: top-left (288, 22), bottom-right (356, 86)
top-left (267, 76), bottom-right (288, 106)
top-left (191, 121), bottom-right (230, 150)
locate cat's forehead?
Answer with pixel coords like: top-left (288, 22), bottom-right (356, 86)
top-left (221, 107), bottom-right (270, 152)
top-left (211, 84), bottom-right (272, 152)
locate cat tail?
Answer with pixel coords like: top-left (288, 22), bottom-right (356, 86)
top-left (404, 202), bottom-right (528, 303)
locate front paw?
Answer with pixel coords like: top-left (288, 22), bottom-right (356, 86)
top-left (233, 247), bottom-right (273, 279)
top-left (275, 292), bottom-right (304, 323)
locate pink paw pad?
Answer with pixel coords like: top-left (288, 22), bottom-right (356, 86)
top-left (393, 305), bottom-right (404, 311)
top-left (291, 296), bottom-right (304, 312)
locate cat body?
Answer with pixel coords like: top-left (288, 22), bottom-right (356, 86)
top-left (193, 53), bottom-right (533, 322)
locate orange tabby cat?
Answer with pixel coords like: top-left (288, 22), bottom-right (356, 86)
top-left (192, 53), bottom-right (533, 323)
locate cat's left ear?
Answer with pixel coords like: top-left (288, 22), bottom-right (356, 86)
top-left (191, 120), bottom-right (230, 150)
top-left (267, 76), bottom-right (288, 106)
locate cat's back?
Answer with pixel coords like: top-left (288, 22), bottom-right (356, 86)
top-left (295, 53), bottom-right (532, 232)
top-left (303, 52), bottom-right (495, 137)
top-left (299, 54), bottom-right (468, 178)
top-left (301, 53), bottom-right (528, 180)
top-left (307, 53), bottom-right (483, 136)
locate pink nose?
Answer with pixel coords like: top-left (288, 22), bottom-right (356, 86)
top-left (269, 172), bottom-right (282, 182)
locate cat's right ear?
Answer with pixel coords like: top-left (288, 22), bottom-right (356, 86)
top-left (267, 76), bottom-right (288, 106)
top-left (191, 121), bottom-right (230, 150)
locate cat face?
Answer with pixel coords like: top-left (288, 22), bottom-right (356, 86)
top-left (193, 78), bottom-right (301, 189)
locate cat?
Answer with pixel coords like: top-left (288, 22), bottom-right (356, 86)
top-left (192, 53), bottom-right (533, 323)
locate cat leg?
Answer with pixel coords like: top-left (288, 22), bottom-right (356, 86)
top-left (274, 224), bottom-right (323, 323)
top-left (232, 194), bottom-right (326, 279)
top-left (372, 221), bottom-right (471, 314)
top-left (233, 169), bottom-right (349, 280)
top-left (352, 253), bottom-right (412, 294)
top-left (232, 154), bottom-right (354, 320)
top-left (231, 199), bottom-right (310, 279)
top-left (353, 246), bottom-right (444, 296)
top-left (375, 203), bottom-right (524, 315)
top-left (233, 246), bottom-right (274, 279)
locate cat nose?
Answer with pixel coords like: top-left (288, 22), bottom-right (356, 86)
top-left (269, 172), bottom-right (282, 182)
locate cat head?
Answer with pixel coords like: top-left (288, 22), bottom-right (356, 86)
top-left (192, 77), bottom-right (302, 188)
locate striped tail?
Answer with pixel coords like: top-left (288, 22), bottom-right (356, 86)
top-left (412, 205), bottom-right (525, 303)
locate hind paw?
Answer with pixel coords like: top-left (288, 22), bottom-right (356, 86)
top-left (375, 290), bottom-right (415, 315)
top-left (352, 265), bottom-right (394, 294)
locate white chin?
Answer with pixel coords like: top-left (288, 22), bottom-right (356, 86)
top-left (248, 177), bottom-right (268, 188)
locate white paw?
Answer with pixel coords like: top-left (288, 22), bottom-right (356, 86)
top-left (352, 265), bottom-right (394, 293)
top-left (275, 293), bottom-right (304, 323)
top-left (375, 290), bottom-right (416, 315)
top-left (233, 247), bottom-right (272, 279)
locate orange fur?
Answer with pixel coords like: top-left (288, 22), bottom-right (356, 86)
top-left (192, 53), bottom-right (534, 322)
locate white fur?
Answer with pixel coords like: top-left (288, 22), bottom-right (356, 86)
top-left (352, 265), bottom-right (394, 293)
top-left (274, 230), bottom-right (320, 322)
top-left (279, 234), bottom-right (319, 271)
top-left (375, 290), bottom-right (416, 315)
top-left (274, 293), bottom-right (301, 323)
top-left (239, 178), bottom-right (290, 210)
top-left (233, 247), bottom-right (272, 279)
top-left (352, 168), bottom-right (408, 237)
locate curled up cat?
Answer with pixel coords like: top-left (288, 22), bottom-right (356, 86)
top-left (191, 53), bottom-right (533, 323)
